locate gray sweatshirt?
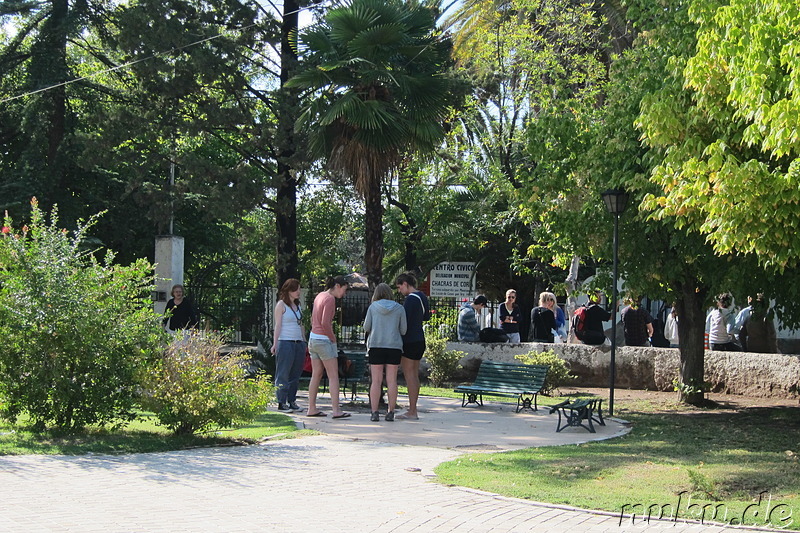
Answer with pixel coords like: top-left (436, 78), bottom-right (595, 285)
top-left (363, 299), bottom-right (408, 351)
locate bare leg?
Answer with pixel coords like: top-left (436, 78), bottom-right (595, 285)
top-left (401, 357), bottom-right (421, 417)
top-left (369, 364), bottom-right (384, 413)
top-left (385, 364), bottom-right (399, 413)
top-left (307, 357), bottom-right (324, 415)
top-left (321, 357), bottom-right (344, 416)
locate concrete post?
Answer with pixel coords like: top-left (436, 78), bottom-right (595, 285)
top-left (154, 235), bottom-right (185, 315)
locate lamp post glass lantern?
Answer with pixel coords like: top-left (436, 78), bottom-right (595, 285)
top-left (601, 189), bottom-right (628, 416)
top-left (602, 189), bottom-right (629, 215)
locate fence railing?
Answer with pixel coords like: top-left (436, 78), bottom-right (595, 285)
top-left (331, 293), bottom-right (508, 344)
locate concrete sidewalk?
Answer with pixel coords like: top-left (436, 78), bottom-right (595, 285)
top-left (0, 436), bottom-right (768, 533)
top-left (289, 393), bottom-right (629, 450)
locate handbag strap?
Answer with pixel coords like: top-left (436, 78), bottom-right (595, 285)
top-left (410, 292), bottom-right (426, 315)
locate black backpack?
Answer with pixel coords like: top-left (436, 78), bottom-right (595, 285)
top-left (480, 327), bottom-right (509, 343)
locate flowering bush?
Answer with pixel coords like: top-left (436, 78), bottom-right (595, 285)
top-left (139, 332), bottom-right (273, 435)
top-left (0, 199), bottom-right (166, 430)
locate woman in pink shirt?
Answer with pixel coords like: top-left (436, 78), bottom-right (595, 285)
top-left (307, 275), bottom-right (351, 418)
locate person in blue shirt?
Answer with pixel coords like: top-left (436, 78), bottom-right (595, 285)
top-left (458, 295), bottom-right (487, 342)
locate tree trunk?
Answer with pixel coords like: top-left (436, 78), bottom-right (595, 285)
top-left (48, 0), bottom-right (68, 168)
top-left (275, 0), bottom-right (300, 287)
top-left (32, 0), bottom-right (69, 185)
top-left (364, 186), bottom-right (384, 289)
top-left (388, 176), bottom-right (420, 273)
top-left (676, 281), bottom-right (709, 405)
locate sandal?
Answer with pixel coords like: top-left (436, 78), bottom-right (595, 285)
top-left (306, 411), bottom-right (327, 417)
top-left (332, 412), bottom-right (351, 419)
top-left (396, 413), bottom-right (418, 420)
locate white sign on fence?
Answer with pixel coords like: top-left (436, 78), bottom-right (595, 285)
top-left (429, 262), bottom-right (476, 298)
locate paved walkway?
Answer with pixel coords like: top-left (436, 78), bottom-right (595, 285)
top-left (0, 395), bottom-right (786, 532)
top-left (293, 394), bottom-right (627, 450)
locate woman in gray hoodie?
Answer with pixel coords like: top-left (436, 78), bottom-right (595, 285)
top-left (364, 283), bottom-right (407, 422)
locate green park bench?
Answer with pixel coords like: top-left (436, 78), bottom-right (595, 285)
top-left (339, 350), bottom-right (368, 401)
top-left (549, 398), bottom-right (605, 433)
top-left (454, 360), bottom-right (549, 412)
top-left (299, 349), bottom-right (368, 401)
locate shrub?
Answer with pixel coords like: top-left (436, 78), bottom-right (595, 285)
top-left (514, 349), bottom-right (575, 395)
top-left (139, 332), bottom-right (273, 435)
top-left (424, 329), bottom-right (463, 387)
top-left (0, 199), bottom-right (165, 431)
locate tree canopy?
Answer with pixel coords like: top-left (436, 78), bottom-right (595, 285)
top-left (641, 0), bottom-right (800, 271)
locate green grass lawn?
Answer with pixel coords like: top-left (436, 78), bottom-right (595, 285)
top-left (434, 395), bottom-right (800, 530)
top-left (0, 410), bottom-right (306, 455)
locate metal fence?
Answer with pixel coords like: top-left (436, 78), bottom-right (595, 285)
top-left (309, 292), bottom-right (510, 344)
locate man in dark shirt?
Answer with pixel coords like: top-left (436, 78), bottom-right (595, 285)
top-left (621, 297), bottom-right (654, 346)
top-left (579, 291), bottom-right (611, 345)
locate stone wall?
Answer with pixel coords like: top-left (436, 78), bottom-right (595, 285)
top-left (446, 341), bottom-right (800, 399)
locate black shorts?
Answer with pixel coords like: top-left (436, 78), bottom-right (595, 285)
top-left (368, 347), bottom-right (402, 365)
top-left (402, 340), bottom-right (426, 361)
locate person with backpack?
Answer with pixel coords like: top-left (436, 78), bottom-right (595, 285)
top-left (394, 272), bottom-right (430, 420)
top-left (573, 291), bottom-right (612, 345)
top-left (529, 291), bottom-right (557, 343)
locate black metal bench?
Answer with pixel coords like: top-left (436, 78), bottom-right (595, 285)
top-left (454, 361), bottom-right (549, 412)
top-left (549, 398), bottom-right (605, 433)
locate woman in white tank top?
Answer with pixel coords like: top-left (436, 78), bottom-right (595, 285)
top-left (271, 279), bottom-right (306, 411)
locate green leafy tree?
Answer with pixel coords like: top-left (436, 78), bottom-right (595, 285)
top-left (433, 0), bottom-right (610, 302)
top-left (641, 0), bottom-right (800, 272)
top-left (518, 0), bottom-right (800, 405)
top-left (0, 0), bottom-right (108, 217)
top-left (81, 0), bottom-right (278, 263)
top-left (0, 199), bottom-right (165, 430)
top-left (514, 0), bottom-right (727, 405)
top-left (288, 0), bottom-right (461, 287)
top-left (1, 0), bottom-right (297, 271)
top-left (234, 184), bottom-right (365, 285)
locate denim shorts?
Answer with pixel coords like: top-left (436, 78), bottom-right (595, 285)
top-left (308, 337), bottom-right (338, 361)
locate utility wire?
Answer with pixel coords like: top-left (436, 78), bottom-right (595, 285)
top-left (0, 2), bottom-right (316, 105)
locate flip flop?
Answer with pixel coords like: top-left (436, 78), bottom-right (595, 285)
top-left (306, 412), bottom-right (327, 417)
top-left (396, 413), bottom-right (418, 420)
top-left (332, 413), bottom-right (351, 419)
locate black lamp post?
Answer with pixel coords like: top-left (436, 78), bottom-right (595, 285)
top-left (601, 189), bottom-right (629, 417)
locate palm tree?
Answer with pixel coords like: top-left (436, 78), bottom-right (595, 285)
top-left (287, 0), bottom-right (460, 287)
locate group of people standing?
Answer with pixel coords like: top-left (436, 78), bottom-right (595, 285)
top-left (271, 273), bottom-right (428, 422)
top-left (459, 288), bottom-right (661, 348)
top-left (705, 292), bottom-right (777, 353)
